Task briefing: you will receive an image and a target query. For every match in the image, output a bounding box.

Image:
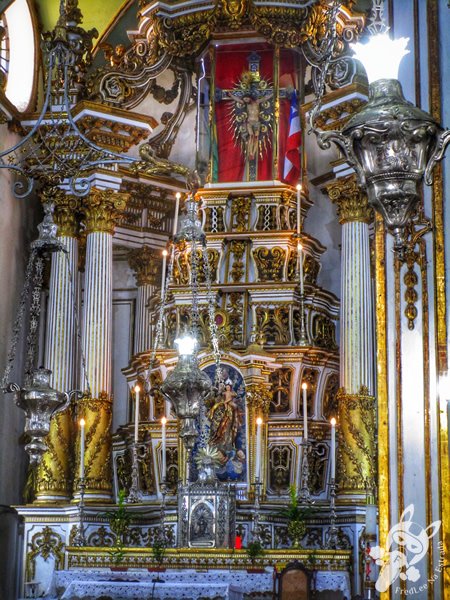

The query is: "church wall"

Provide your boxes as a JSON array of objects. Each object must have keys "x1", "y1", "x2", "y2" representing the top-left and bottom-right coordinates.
[
  {"x1": 169, "y1": 104, "x2": 197, "y2": 171},
  {"x1": 305, "y1": 187, "x2": 341, "y2": 302},
  {"x1": 112, "y1": 254, "x2": 137, "y2": 431},
  {"x1": 371, "y1": 2, "x2": 450, "y2": 597}
]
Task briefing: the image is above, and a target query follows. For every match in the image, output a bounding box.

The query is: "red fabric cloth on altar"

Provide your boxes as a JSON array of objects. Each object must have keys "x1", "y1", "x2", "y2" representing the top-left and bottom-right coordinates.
[{"x1": 215, "y1": 44, "x2": 274, "y2": 182}]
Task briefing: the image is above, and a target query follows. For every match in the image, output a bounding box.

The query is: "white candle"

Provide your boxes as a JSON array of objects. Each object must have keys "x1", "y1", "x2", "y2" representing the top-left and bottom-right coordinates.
[
  {"x1": 79, "y1": 419, "x2": 85, "y2": 480},
  {"x1": 161, "y1": 249, "x2": 168, "y2": 300},
  {"x1": 298, "y1": 243, "x2": 304, "y2": 296},
  {"x1": 255, "y1": 417, "x2": 263, "y2": 482},
  {"x1": 302, "y1": 382, "x2": 308, "y2": 441},
  {"x1": 330, "y1": 417, "x2": 336, "y2": 479},
  {"x1": 296, "y1": 183, "x2": 302, "y2": 235},
  {"x1": 134, "y1": 385, "x2": 140, "y2": 443},
  {"x1": 173, "y1": 193, "x2": 181, "y2": 236},
  {"x1": 161, "y1": 416, "x2": 167, "y2": 482}
]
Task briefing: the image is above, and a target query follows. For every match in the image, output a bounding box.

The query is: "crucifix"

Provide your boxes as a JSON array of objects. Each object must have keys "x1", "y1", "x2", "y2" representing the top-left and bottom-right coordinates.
[{"x1": 215, "y1": 52, "x2": 293, "y2": 182}]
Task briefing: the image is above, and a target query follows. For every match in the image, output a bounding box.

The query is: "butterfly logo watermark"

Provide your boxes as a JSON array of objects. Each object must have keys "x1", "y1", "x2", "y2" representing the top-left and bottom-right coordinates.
[{"x1": 369, "y1": 504, "x2": 442, "y2": 593}]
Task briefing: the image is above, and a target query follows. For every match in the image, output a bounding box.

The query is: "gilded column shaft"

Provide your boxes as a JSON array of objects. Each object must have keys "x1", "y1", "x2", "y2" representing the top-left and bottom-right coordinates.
[
  {"x1": 76, "y1": 189, "x2": 128, "y2": 501},
  {"x1": 36, "y1": 194, "x2": 79, "y2": 503},
  {"x1": 336, "y1": 387, "x2": 376, "y2": 494}
]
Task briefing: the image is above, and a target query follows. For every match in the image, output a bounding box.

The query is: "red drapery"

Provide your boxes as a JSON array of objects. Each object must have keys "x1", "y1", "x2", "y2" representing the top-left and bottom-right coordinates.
[
  {"x1": 215, "y1": 44, "x2": 273, "y2": 182},
  {"x1": 214, "y1": 45, "x2": 298, "y2": 183}
]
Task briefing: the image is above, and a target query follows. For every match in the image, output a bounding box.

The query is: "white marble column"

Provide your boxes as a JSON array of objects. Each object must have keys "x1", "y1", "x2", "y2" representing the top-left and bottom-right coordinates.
[
  {"x1": 341, "y1": 220, "x2": 374, "y2": 395},
  {"x1": 127, "y1": 245, "x2": 158, "y2": 355},
  {"x1": 77, "y1": 189, "x2": 128, "y2": 501},
  {"x1": 82, "y1": 230, "x2": 114, "y2": 397},
  {"x1": 36, "y1": 195, "x2": 79, "y2": 503},
  {"x1": 45, "y1": 236, "x2": 79, "y2": 391},
  {"x1": 327, "y1": 175, "x2": 376, "y2": 496}
]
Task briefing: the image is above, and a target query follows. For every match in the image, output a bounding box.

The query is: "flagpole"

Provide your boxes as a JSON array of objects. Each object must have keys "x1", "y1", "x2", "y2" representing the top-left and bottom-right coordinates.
[{"x1": 282, "y1": 89, "x2": 301, "y2": 186}]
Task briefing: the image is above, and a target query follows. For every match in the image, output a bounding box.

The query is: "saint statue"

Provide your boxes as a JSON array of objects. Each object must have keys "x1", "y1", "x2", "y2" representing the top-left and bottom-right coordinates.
[{"x1": 208, "y1": 382, "x2": 241, "y2": 455}]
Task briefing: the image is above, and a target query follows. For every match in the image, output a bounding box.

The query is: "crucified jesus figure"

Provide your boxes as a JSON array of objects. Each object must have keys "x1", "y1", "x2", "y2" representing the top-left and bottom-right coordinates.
[{"x1": 230, "y1": 90, "x2": 273, "y2": 161}]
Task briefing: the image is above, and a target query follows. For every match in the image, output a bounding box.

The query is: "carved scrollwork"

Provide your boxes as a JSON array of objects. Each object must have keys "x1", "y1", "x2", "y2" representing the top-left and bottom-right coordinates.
[
  {"x1": 224, "y1": 292, "x2": 245, "y2": 346},
  {"x1": 308, "y1": 441, "x2": 329, "y2": 495},
  {"x1": 269, "y1": 368, "x2": 292, "y2": 413},
  {"x1": 87, "y1": 526, "x2": 115, "y2": 547},
  {"x1": 255, "y1": 306, "x2": 290, "y2": 345},
  {"x1": 26, "y1": 527, "x2": 64, "y2": 581},
  {"x1": 253, "y1": 247, "x2": 286, "y2": 282},
  {"x1": 229, "y1": 194, "x2": 253, "y2": 232},
  {"x1": 246, "y1": 382, "x2": 272, "y2": 417},
  {"x1": 229, "y1": 240, "x2": 247, "y2": 283},
  {"x1": 322, "y1": 373, "x2": 339, "y2": 420},
  {"x1": 304, "y1": 255, "x2": 320, "y2": 285},
  {"x1": 89, "y1": 42, "x2": 172, "y2": 108},
  {"x1": 268, "y1": 444, "x2": 293, "y2": 493},
  {"x1": 166, "y1": 447, "x2": 179, "y2": 494},
  {"x1": 300, "y1": 368, "x2": 319, "y2": 416},
  {"x1": 312, "y1": 313, "x2": 337, "y2": 351}
]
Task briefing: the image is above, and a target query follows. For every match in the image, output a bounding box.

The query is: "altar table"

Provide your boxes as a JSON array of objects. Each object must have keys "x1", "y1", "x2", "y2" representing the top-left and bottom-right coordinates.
[
  {"x1": 60, "y1": 579, "x2": 243, "y2": 599},
  {"x1": 47, "y1": 568, "x2": 350, "y2": 600}
]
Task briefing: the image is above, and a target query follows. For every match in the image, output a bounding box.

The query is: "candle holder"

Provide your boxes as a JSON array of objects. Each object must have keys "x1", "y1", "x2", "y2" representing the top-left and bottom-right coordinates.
[
  {"x1": 296, "y1": 237, "x2": 308, "y2": 348},
  {"x1": 73, "y1": 478, "x2": 86, "y2": 546},
  {"x1": 251, "y1": 478, "x2": 263, "y2": 542},
  {"x1": 299, "y1": 440, "x2": 312, "y2": 503},
  {"x1": 127, "y1": 442, "x2": 141, "y2": 503},
  {"x1": 325, "y1": 478, "x2": 341, "y2": 549},
  {"x1": 159, "y1": 479, "x2": 168, "y2": 545},
  {"x1": 298, "y1": 292, "x2": 308, "y2": 347}
]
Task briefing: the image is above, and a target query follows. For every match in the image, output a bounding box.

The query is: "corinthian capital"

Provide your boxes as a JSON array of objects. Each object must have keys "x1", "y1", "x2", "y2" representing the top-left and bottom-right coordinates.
[
  {"x1": 128, "y1": 245, "x2": 160, "y2": 286},
  {"x1": 82, "y1": 188, "x2": 129, "y2": 235},
  {"x1": 326, "y1": 175, "x2": 373, "y2": 225},
  {"x1": 246, "y1": 382, "x2": 272, "y2": 417},
  {"x1": 53, "y1": 193, "x2": 80, "y2": 238}
]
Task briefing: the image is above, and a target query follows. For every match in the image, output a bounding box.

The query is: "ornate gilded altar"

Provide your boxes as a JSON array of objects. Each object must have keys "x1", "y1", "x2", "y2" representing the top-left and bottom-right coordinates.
[{"x1": 11, "y1": 1, "x2": 378, "y2": 599}]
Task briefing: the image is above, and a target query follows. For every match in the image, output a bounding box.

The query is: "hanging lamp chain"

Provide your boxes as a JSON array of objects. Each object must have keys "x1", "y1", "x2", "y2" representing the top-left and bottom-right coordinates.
[
  {"x1": 1, "y1": 249, "x2": 37, "y2": 390},
  {"x1": 309, "y1": 0, "x2": 343, "y2": 133}
]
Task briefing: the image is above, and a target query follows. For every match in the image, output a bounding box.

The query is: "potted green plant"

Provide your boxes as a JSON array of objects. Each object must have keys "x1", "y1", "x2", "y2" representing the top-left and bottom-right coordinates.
[
  {"x1": 149, "y1": 534, "x2": 167, "y2": 572},
  {"x1": 103, "y1": 489, "x2": 132, "y2": 571},
  {"x1": 246, "y1": 539, "x2": 265, "y2": 573},
  {"x1": 278, "y1": 485, "x2": 313, "y2": 549}
]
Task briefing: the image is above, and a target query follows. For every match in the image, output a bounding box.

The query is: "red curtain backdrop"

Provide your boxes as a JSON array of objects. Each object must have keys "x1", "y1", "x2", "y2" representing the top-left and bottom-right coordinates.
[{"x1": 215, "y1": 44, "x2": 274, "y2": 182}]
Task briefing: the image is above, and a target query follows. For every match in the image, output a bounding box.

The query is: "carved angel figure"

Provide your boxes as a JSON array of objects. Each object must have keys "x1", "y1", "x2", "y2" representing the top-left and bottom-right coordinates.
[{"x1": 134, "y1": 143, "x2": 201, "y2": 192}]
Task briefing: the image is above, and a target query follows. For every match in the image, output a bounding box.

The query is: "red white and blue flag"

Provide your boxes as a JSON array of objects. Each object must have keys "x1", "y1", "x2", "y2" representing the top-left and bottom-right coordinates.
[{"x1": 282, "y1": 90, "x2": 301, "y2": 186}]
